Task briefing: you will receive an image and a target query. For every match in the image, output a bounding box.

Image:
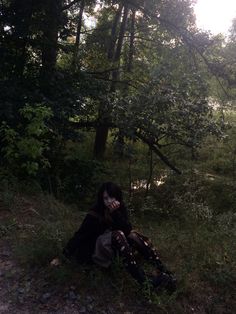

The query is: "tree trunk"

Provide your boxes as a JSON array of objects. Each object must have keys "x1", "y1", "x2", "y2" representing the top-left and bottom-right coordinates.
[
  {"x1": 145, "y1": 148, "x2": 153, "y2": 197},
  {"x1": 111, "y1": 4, "x2": 129, "y2": 89},
  {"x1": 10, "y1": 0, "x2": 34, "y2": 77},
  {"x1": 41, "y1": 0, "x2": 61, "y2": 83},
  {"x1": 115, "y1": 6, "x2": 134, "y2": 156},
  {"x1": 93, "y1": 4, "x2": 125, "y2": 159},
  {"x1": 72, "y1": 0, "x2": 85, "y2": 70},
  {"x1": 93, "y1": 124, "x2": 109, "y2": 159},
  {"x1": 107, "y1": 4, "x2": 123, "y2": 61},
  {"x1": 127, "y1": 9, "x2": 135, "y2": 73}
]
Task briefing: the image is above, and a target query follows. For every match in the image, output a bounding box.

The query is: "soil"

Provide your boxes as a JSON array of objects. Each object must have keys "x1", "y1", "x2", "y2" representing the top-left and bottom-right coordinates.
[
  {"x1": 1, "y1": 197, "x2": 235, "y2": 314},
  {"x1": 0, "y1": 206, "x2": 158, "y2": 314}
]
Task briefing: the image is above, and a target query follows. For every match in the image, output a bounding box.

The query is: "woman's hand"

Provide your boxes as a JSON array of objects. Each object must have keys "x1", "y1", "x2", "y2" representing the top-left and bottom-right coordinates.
[
  {"x1": 50, "y1": 257, "x2": 61, "y2": 267},
  {"x1": 108, "y1": 200, "x2": 120, "y2": 212}
]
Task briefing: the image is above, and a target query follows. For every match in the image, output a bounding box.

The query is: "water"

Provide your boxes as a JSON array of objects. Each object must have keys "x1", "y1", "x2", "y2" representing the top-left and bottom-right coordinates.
[{"x1": 131, "y1": 175, "x2": 167, "y2": 190}]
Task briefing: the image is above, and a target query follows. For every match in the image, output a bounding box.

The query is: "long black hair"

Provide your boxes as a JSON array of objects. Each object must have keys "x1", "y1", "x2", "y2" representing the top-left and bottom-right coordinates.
[{"x1": 92, "y1": 182, "x2": 125, "y2": 216}]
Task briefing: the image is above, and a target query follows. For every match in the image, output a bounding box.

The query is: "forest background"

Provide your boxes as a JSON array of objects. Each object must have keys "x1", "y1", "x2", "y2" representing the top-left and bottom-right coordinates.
[{"x1": 0, "y1": 0, "x2": 236, "y2": 313}]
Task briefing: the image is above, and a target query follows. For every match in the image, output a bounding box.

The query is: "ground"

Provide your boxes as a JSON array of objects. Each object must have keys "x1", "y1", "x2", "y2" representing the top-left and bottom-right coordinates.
[
  {"x1": 0, "y1": 227, "x2": 156, "y2": 314},
  {"x1": 0, "y1": 200, "x2": 162, "y2": 314},
  {"x1": 0, "y1": 193, "x2": 235, "y2": 314}
]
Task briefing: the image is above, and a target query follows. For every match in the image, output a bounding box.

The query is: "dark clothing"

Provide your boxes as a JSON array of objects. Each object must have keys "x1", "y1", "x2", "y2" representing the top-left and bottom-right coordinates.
[
  {"x1": 112, "y1": 230, "x2": 146, "y2": 284},
  {"x1": 111, "y1": 230, "x2": 176, "y2": 291},
  {"x1": 63, "y1": 207, "x2": 176, "y2": 292},
  {"x1": 63, "y1": 206, "x2": 132, "y2": 263}
]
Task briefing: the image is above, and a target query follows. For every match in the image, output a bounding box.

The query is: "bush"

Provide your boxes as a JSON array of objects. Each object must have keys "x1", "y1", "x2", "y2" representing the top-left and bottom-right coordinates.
[{"x1": 0, "y1": 104, "x2": 52, "y2": 177}]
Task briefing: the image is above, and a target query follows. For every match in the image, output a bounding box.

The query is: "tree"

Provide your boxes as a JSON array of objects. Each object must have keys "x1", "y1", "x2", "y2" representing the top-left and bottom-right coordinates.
[{"x1": 0, "y1": 0, "x2": 224, "y2": 175}]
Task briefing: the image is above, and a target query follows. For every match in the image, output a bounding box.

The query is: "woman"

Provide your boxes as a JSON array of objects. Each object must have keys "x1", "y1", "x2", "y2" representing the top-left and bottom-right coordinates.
[{"x1": 51, "y1": 182, "x2": 176, "y2": 292}]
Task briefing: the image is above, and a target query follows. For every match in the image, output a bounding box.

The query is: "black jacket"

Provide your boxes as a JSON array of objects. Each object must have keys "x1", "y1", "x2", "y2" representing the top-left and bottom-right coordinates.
[{"x1": 63, "y1": 206, "x2": 132, "y2": 263}]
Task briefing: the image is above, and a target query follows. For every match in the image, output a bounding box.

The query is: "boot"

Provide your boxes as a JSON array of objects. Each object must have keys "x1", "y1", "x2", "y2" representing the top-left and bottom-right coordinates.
[
  {"x1": 150, "y1": 272, "x2": 177, "y2": 294},
  {"x1": 126, "y1": 263, "x2": 146, "y2": 285}
]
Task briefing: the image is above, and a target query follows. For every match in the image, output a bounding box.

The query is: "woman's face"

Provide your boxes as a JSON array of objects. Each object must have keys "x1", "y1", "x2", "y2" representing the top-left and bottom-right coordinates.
[{"x1": 103, "y1": 190, "x2": 116, "y2": 208}]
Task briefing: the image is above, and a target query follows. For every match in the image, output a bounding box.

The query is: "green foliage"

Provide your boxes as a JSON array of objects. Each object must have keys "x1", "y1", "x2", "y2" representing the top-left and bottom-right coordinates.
[
  {"x1": 0, "y1": 168, "x2": 19, "y2": 210},
  {"x1": 57, "y1": 157, "x2": 107, "y2": 202},
  {"x1": 1, "y1": 2, "x2": 236, "y2": 310},
  {"x1": 13, "y1": 197, "x2": 78, "y2": 266},
  {"x1": 0, "y1": 104, "x2": 52, "y2": 176},
  {"x1": 0, "y1": 0, "x2": 225, "y2": 170},
  {"x1": 38, "y1": 136, "x2": 109, "y2": 202}
]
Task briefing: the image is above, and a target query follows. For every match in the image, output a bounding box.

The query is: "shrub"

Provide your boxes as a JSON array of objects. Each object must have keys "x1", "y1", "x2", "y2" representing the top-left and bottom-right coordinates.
[{"x1": 0, "y1": 104, "x2": 52, "y2": 177}]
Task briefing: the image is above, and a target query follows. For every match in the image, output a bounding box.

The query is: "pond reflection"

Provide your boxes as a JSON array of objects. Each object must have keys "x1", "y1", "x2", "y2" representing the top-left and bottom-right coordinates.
[{"x1": 131, "y1": 175, "x2": 167, "y2": 190}]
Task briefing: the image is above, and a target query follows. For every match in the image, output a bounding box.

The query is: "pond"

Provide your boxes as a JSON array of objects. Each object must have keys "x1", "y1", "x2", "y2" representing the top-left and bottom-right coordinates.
[{"x1": 131, "y1": 175, "x2": 167, "y2": 190}]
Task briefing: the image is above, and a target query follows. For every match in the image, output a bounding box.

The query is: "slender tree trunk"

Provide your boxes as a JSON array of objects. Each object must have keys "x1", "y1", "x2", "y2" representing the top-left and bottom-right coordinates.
[
  {"x1": 107, "y1": 4, "x2": 123, "y2": 61},
  {"x1": 93, "y1": 124, "x2": 110, "y2": 159},
  {"x1": 128, "y1": 157, "x2": 132, "y2": 198},
  {"x1": 116, "y1": 7, "x2": 135, "y2": 156},
  {"x1": 11, "y1": 0, "x2": 34, "y2": 77},
  {"x1": 72, "y1": 0, "x2": 85, "y2": 69},
  {"x1": 145, "y1": 148, "x2": 153, "y2": 197},
  {"x1": 111, "y1": 4, "x2": 129, "y2": 89},
  {"x1": 127, "y1": 9, "x2": 135, "y2": 73},
  {"x1": 93, "y1": 4, "x2": 125, "y2": 158},
  {"x1": 41, "y1": 0, "x2": 61, "y2": 83}
]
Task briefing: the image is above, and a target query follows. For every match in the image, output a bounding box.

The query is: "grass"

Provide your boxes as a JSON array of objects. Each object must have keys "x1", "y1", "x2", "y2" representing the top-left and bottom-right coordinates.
[
  {"x1": 1, "y1": 114, "x2": 236, "y2": 312},
  {"x1": 1, "y1": 183, "x2": 235, "y2": 313}
]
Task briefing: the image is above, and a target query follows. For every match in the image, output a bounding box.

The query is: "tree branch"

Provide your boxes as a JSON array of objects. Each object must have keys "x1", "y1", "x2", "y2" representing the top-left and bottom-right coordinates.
[
  {"x1": 69, "y1": 120, "x2": 97, "y2": 129},
  {"x1": 135, "y1": 131, "x2": 182, "y2": 174},
  {"x1": 126, "y1": 0, "x2": 231, "y2": 99},
  {"x1": 70, "y1": 120, "x2": 181, "y2": 173},
  {"x1": 89, "y1": 76, "x2": 139, "y2": 89},
  {"x1": 85, "y1": 68, "x2": 119, "y2": 75}
]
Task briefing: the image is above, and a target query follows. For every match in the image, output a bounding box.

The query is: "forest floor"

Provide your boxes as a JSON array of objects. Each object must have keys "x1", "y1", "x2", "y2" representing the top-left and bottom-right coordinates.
[
  {"x1": 0, "y1": 196, "x2": 170, "y2": 314},
  {"x1": 0, "y1": 207, "x2": 153, "y2": 314},
  {"x1": 0, "y1": 193, "x2": 235, "y2": 314},
  {"x1": 0, "y1": 235, "x2": 150, "y2": 314},
  {"x1": 0, "y1": 237, "x2": 139, "y2": 314}
]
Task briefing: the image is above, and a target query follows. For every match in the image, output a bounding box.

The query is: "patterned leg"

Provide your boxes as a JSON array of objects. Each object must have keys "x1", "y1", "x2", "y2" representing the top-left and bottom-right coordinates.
[
  {"x1": 127, "y1": 230, "x2": 177, "y2": 292},
  {"x1": 111, "y1": 230, "x2": 146, "y2": 285},
  {"x1": 127, "y1": 230, "x2": 170, "y2": 273}
]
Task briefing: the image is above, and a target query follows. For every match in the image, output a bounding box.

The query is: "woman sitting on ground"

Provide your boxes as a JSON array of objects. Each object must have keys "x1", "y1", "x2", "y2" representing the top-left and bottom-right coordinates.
[{"x1": 51, "y1": 182, "x2": 176, "y2": 292}]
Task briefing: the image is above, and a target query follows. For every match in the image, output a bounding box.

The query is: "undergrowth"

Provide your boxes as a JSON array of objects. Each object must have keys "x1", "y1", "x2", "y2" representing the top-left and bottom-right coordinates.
[
  {"x1": 0, "y1": 183, "x2": 235, "y2": 313},
  {"x1": 1, "y1": 123, "x2": 236, "y2": 312}
]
